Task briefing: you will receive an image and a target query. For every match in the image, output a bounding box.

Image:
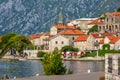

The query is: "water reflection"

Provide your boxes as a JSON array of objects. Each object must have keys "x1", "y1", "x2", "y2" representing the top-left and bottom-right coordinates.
[
  {"x1": 64, "y1": 61, "x2": 105, "y2": 73},
  {"x1": 0, "y1": 60, "x2": 44, "y2": 78},
  {"x1": 0, "y1": 60, "x2": 104, "y2": 78}
]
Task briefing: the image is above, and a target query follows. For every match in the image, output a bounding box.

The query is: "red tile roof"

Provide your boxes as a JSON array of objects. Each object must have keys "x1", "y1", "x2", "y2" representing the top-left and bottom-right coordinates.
[
  {"x1": 99, "y1": 36, "x2": 120, "y2": 44},
  {"x1": 66, "y1": 20, "x2": 72, "y2": 23},
  {"x1": 74, "y1": 35, "x2": 88, "y2": 42},
  {"x1": 111, "y1": 12, "x2": 120, "y2": 17},
  {"x1": 108, "y1": 36, "x2": 120, "y2": 44},
  {"x1": 91, "y1": 33, "x2": 100, "y2": 38},
  {"x1": 59, "y1": 29, "x2": 84, "y2": 35},
  {"x1": 53, "y1": 25, "x2": 76, "y2": 29},
  {"x1": 29, "y1": 33, "x2": 43, "y2": 40},
  {"x1": 88, "y1": 19, "x2": 104, "y2": 25}
]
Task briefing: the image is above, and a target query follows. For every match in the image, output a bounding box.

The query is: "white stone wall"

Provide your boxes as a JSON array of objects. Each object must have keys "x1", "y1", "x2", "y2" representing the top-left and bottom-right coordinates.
[
  {"x1": 86, "y1": 35, "x2": 95, "y2": 50},
  {"x1": 74, "y1": 41, "x2": 87, "y2": 51},
  {"x1": 49, "y1": 35, "x2": 69, "y2": 52},
  {"x1": 104, "y1": 37, "x2": 110, "y2": 44},
  {"x1": 23, "y1": 50, "x2": 38, "y2": 57},
  {"x1": 114, "y1": 39, "x2": 120, "y2": 50},
  {"x1": 50, "y1": 26, "x2": 57, "y2": 35},
  {"x1": 34, "y1": 38, "x2": 40, "y2": 46}
]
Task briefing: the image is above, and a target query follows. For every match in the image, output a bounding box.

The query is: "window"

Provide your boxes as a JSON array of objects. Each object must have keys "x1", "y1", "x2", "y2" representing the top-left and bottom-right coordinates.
[
  {"x1": 55, "y1": 41, "x2": 58, "y2": 44},
  {"x1": 112, "y1": 18, "x2": 114, "y2": 22},
  {"x1": 61, "y1": 41, "x2": 64, "y2": 44},
  {"x1": 108, "y1": 57, "x2": 112, "y2": 73},
  {"x1": 106, "y1": 18, "x2": 108, "y2": 22},
  {"x1": 72, "y1": 37, "x2": 74, "y2": 40}
]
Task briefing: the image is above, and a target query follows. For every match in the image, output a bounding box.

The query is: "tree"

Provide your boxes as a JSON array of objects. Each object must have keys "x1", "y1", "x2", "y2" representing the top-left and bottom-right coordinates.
[
  {"x1": 77, "y1": 27, "x2": 81, "y2": 30},
  {"x1": 99, "y1": 14, "x2": 106, "y2": 19},
  {"x1": 37, "y1": 51, "x2": 45, "y2": 57},
  {"x1": 42, "y1": 50, "x2": 66, "y2": 75},
  {"x1": 0, "y1": 32, "x2": 32, "y2": 57},
  {"x1": 102, "y1": 44, "x2": 110, "y2": 50},
  {"x1": 117, "y1": 7, "x2": 120, "y2": 12},
  {"x1": 87, "y1": 25, "x2": 98, "y2": 34},
  {"x1": 61, "y1": 45, "x2": 79, "y2": 52}
]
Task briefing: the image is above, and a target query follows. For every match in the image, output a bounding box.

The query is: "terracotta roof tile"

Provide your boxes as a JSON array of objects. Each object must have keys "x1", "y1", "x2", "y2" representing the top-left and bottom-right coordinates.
[
  {"x1": 74, "y1": 35, "x2": 88, "y2": 42},
  {"x1": 66, "y1": 20, "x2": 72, "y2": 23},
  {"x1": 88, "y1": 19, "x2": 104, "y2": 25},
  {"x1": 108, "y1": 36, "x2": 120, "y2": 44},
  {"x1": 59, "y1": 29, "x2": 84, "y2": 35},
  {"x1": 111, "y1": 12, "x2": 120, "y2": 17},
  {"x1": 99, "y1": 39, "x2": 104, "y2": 44},
  {"x1": 99, "y1": 36, "x2": 120, "y2": 44},
  {"x1": 91, "y1": 33, "x2": 100, "y2": 38},
  {"x1": 53, "y1": 25, "x2": 76, "y2": 29},
  {"x1": 29, "y1": 33, "x2": 43, "y2": 40}
]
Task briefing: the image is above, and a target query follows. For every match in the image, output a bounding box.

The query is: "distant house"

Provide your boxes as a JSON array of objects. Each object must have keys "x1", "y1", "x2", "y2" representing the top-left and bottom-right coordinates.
[
  {"x1": 50, "y1": 24, "x2": 76, "y2": 35},
  {"x1": 86, "y1": 33, "x2": 101, "y2": 50},
  {"x1": 29, "y1": 33, "x2": 43, "y2": 48},
  {"x1": 67, "y1": 18, "x2": 97, "y2": 34},
  {"x1": 49, "y1": 35, "x2": 69, "y2": 52},
  {"x1": 98, "y1": 12, "x2": 120, "y2": 33},
  {"x1": 59, "y1": 28, "x2": 84, "y2": 46},
  {"x1": 99, "y1": 36, "x2": 120, "y2": 50},
  {"x1": 74, "y1": 35, "x2": 88, "y2": 51}
]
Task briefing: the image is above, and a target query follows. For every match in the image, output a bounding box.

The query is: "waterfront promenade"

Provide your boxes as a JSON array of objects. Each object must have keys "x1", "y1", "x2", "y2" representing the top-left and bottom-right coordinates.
[
  {"x1": 2, "y1": 55, "x2": 105, "y2": 61},
  {"x1": 8, "y1": 72, "x2": 104, "y2": 80}
]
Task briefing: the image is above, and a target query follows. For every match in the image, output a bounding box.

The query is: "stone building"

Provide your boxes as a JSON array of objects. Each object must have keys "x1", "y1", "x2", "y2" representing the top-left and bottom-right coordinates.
[
  {"x1": 98, "y1": 12, "x2": 120, "y2": 33},
  {"x1": 105, "y1": 54, "x2": 120, "y2": 80},
  {"x1": 67, "y1": 18, "x2": 97, "y2": 34},
  {"x1": 74, "y1": 35, "x2": 88, "y2": 51},
  {"x1": 99, "y1": 36, "x2": 120, "y2": 50},
  {"x1": 49, "y1": 35, "x2": 69, "y2": 52}
]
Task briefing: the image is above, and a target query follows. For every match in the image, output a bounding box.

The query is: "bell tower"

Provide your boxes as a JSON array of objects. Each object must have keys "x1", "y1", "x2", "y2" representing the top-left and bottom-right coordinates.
[{"x1": 58, "y1": 11, "x2": 63, "y2": 25}]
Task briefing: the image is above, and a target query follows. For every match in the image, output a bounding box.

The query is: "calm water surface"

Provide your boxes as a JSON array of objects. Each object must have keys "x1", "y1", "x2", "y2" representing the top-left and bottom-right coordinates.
[{"x1": 0, "y1": 60, "x2": 104, "y2": 78}]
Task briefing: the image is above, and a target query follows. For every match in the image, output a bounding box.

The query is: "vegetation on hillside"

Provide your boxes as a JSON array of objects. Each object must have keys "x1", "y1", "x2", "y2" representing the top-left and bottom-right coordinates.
[
  {"x1": 99, "y1": 14, "x2": 107, "y2": 19},
  {"x1": 0, "y1": 32, "x2": 32, "y2": 58},
  {"x1": 87, "y1": 25, "x2": 98, "y2": 34},
  {"x1": 117, "y1": 7, "x2": 120, "y2": 12}
]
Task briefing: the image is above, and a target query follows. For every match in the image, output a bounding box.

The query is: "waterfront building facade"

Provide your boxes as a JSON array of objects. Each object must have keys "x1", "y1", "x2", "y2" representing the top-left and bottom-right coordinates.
[
  {"x1": 105, "y1": 54, "x2": 120, "y2": 80},
  {"x1": 49, "y1": 35, "x2": 69, "y2": 52}
]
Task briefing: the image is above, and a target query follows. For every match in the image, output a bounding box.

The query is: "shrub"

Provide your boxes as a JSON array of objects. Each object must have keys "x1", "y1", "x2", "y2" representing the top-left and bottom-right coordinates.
[
  {"x1": 37, "y1": 51, "x2": 45, "y2": 57},
  {"x1": 98, "y1": 49, "x2": 120, "y2": 56},
  {"x1": 102, "y1": 44, "x2": 110, "y2": 50},
  {"x1": 61, "y1": 46, "x2": 79, "y2": 52},
  {"x1": 42, "y1": 50, "x2": 66, "y2": 75},
  {"x1": 80, "y1": 52, "x2": 96, "y2": 57}
]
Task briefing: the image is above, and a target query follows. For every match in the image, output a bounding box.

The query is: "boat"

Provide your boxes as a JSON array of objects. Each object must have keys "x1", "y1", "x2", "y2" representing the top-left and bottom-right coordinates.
[{"x1": 18, "y1": 57, "x2": 27, "y2": 61}]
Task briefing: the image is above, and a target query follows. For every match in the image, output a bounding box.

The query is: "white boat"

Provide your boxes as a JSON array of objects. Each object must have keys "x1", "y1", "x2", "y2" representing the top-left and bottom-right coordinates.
[{"x1": 18, "y1": 57, "x2": 27, "y2": 61}]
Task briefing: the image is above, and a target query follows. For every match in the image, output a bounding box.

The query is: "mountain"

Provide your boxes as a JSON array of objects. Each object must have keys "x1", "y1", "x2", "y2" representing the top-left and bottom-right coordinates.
[{"x1": 0, "y1": 0, "x2": 120, "y2": 36}]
